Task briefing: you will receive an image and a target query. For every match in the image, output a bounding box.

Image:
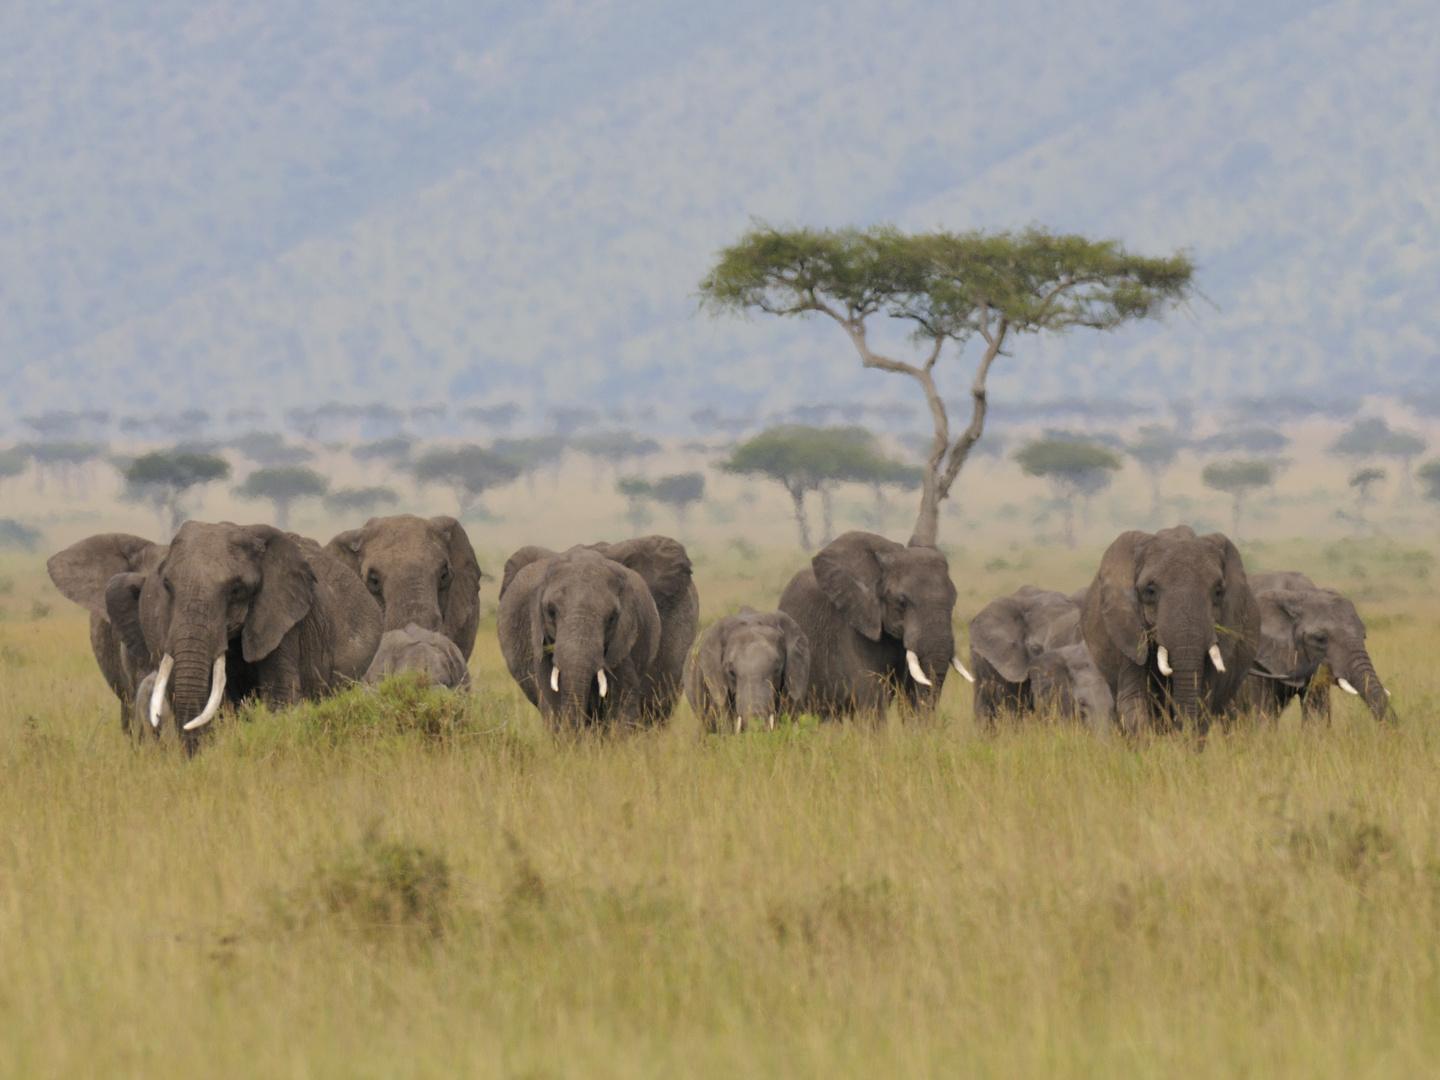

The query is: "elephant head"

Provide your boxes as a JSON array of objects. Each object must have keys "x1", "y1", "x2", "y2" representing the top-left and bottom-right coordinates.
[
  {"x1": 47, "y1": 533, "x2": 168, "y2": 723},
  {"x1": 1028, "y1": 644, "x2": 1116, "y2": 731},
  {"x1": 1250, "y1": 572, "x2": 1389, "y2": 720},
  {"x1": 326, "y1": 514, "x2": 482, "y2": 658},
  {"x1": 688, "y1": 608, "x2": 810, "y2": 732},
  {"x1": 812, "y1": 531, "x2": 959, "y2": 702},
  {"x1": 1083, "y1": 526, "x2": 1260, "y2": 732},
  {"x1": 527, "y1": 547, "x2": 662, "y2": 726},
  {"x1": 115, "y1": 521, "x2": 320, "y2": 746},
  {"x1": 364, "y1": 624, "x2": 471, "y2": 689}
]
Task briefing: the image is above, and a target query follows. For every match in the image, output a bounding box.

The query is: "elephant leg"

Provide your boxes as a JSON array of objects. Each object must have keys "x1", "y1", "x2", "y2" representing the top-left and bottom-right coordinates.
[{"x1": 1114, "y1": 662, "x2": 1152, "y2": 736}]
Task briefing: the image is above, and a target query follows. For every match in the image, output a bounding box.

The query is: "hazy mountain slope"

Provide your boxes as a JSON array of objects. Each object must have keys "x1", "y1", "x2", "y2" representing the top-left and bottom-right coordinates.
[{"x1": 7, "y1": 0, "x2": 1433, "y2": 423}]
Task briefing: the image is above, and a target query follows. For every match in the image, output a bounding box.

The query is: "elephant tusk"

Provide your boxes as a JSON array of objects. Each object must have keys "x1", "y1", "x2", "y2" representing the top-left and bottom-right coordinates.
[
  {"x1": 735, "y1": 714, "x2": 744, "y2": 734},
  {"x1": 768, "y1": 713, "x2": 776, "y2": 732},
  {"x1": 597, "y1": 669, "x2": 608, "y2": 699},
  {"x1": 952, "y1": 656, "x2": 975, "y2": 683},
  {"x1": 149, "y1": 654, "x2": 174, "y2": 729},
  {"x1": 182, "y1": 655, "x2": 227, "y2": 732},
  {"x1": 550, "y1": 666, "x2": 560, "y2": 693},
  {"x1": 1385, "y1": 688, "x2": 1392, "y2": 697},
  {"x1": 906, "y1": 650, "x2": 932, "y2": 687},
  {"x1": 1208, "y1": 644, "x2": 1226, "y2": 673},
  {"x1": 1156, "y1": 646, "x2": 1173, "y2": 676},
  {"x1": 1337, "y1": 678, "x2": 1360, "y2": 696}
]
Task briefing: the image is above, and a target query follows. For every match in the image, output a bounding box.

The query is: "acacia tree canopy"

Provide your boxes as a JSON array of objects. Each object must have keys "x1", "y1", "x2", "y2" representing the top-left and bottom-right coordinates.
[{"x1": 699, "y1": 224, "x2": 1194, "y2": 545}]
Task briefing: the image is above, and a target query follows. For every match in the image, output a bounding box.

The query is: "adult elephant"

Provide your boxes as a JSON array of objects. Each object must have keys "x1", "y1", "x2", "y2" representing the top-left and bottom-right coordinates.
[
  {"x1": 968, "y1": 586, "x2": 1112, "y2": 729},
  {"x1": 1239, "y1": 571, "x2": 1391, "y2": 722},
  {"x1": 47, "y1": 532, "x2": 167, "y2": 734},
  {"x1": 325, "y1": 514, "x2": 482, "y2": 687},
  {"x1": 106, "y1": 521, "x2": 383, "y2": 751},
  {"x1": 778, "y1": 531, "x2": 963, "y2": 721},
  {"x1": 1081, "y1": 526, "x2": 1260, "y2": 735},
  {"x1": 684, "y1": 608, "x2": 810, "y2": 733},
  {"x1": 497, "y1": 536, "x2": 698, "y2": 729}
]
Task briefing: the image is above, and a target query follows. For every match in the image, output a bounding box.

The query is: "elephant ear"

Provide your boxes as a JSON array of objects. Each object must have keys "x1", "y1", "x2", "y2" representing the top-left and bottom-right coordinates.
[
  {"x1": 812, "y1": 531, "x2": 903, "y2": 641},
  {"x1": 501, "y1": 546, "x2": 555, "y2": 601},
  {"x1": 241, "y1": 525, "x2": 316, "y2": 662},
  {"x1": 968, "y1": 596, "x2": 1032, "y2": 683},
  {"x1": 323, "y1": 526, "x2": 369, "y2": 577},
  {"x1": 1095, "y1": 531, "x2": 1151, "y2": 667},
  {"x1": 608, "y1": 565, "x2": 662, "y2": 671},
  {"x1": 1203, "y1": 532, "x2": 1261, "y2": 667},
  {"x1": 431, "y1": 516, "x2": 482, "y2": 656},
  {"x1": 48, "y1": 533, "x2": 163, "y2": 615},
  {"x1": 775, "y1": 611, "x2": 811, "y2": 703},
  {"x1": 695, "y1": 619, "x2": 731, "y2": 709},
  {"x1": 104, "y1": 572, "x2": 151, "y2": 662},
  {"x1": 1254, "y1": 589, "x2": 1306, "y2": 677},
  {"x1": 596, "y1": 536, "x2": 694, "y2": 620}
]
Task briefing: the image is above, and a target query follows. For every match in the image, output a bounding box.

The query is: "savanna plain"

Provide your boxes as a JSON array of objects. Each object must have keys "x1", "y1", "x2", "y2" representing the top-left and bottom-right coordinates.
[{"x1": 3, "y1": 536, "x2": 1440, "y2": 1079}]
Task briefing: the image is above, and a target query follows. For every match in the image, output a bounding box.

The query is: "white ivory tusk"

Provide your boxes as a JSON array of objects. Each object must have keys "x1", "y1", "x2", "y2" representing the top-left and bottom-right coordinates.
[
  {"x1": 1337, "y1": 678, "x2": 1360, "y2": 696},
  {"x1": 906, "y1": 650, "x2": 932, "y2": 687},
  {"x1": 550, "y1": 666, "x2": 560, "y2": 693},
  {"x1": 149, "y1": 654, "x2": 174, "y2": 729},
  {"x1": 1385, "y1": 688, "x2": 1392, "y2": 697},
  {"x1": 1208, "y1": 644, "x2": 1226, "y2": 673},
  {"x1": 182, "y1": 655, "x2": 227, "y2": 732},
  {"x1": 597, "y1": 669, "x2": 608, "y2": 698},
  {"x1": 1156, "y1": 646, "x2": 1173, "y2": 676},
  {"x1": 768, "y1": 714, "x2": 776, "y2": 732},
  {"x1": 735, "y1": 714, "x2": 744, "y2": 734},
  {"x1": 952, "y1": 656, "x2": 975, "y2": 683}
]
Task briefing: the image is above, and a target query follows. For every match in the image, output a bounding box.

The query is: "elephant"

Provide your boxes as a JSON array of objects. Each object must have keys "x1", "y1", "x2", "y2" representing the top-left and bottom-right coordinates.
[
  {"x1": 364, "y1": 624, "x2": 471, "y2": 688},
  {"x1": 1081, "y1": 525, "x2": 1260, "y2": 735},
  {"x1": 47, "y1": 532, "x2": 168, "y2": 734},
  {"x1": 1238, "y1": 571, "x2": 1391, "y2": 722},
  {"x1": 778, "y1": 531, "x2": 964, "y2": 721},
  {"x1": 683, "y1": 607, "x2": 811, "y2": 733},
  {"x1": 325, "y1": 514, "x2": 481, "y2": 687},
  {"x1": 497, "y1": 535, "x2": 699, "y2": 729},
  {"x1": 104, "y1": 521, "x2": 384, "y2": 750},
  {"x1": 968, "y1": 586, "x2": 1114, "y2": 729}
]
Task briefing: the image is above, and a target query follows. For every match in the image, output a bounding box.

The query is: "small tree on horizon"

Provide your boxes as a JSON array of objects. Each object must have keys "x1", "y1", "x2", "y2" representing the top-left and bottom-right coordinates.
[
  {"x1": 1348, "y1": 467, "x2": 1386, "y2": 532},
  {"x1": 1330, "y1": 418, "x2": 1427, "y2": 497},
  {"x1": 413, "y1": 445, "x2": 520, "y2": 518},
  {"x1": 651, "y1": 472, "x2": 706, "y2": 532},
  {"x1": 235, "y1": 466, "x2": 329, "y2": 529},
  {"x1": 616, "y1": 476, "x2": 654, "y2": 536},
  {"x1": 1014, "y1": 438, "x2": 1122, "y2": 547},
  {"x1": 699, "y1": 224, "x2": 1194, "y2": 545},
  {"x1": 1126, "y1": 425, "x2": 1188, "y2": 522},
  {"x1": 323, "y1": 486, "x2": 400, "y2": 520},
  {"x1": 123, "y1": 450, "x2": 231, "y2": 537},
  {"x1": 1202, "y1": 459, "x2": 1274, "y2": 538}
]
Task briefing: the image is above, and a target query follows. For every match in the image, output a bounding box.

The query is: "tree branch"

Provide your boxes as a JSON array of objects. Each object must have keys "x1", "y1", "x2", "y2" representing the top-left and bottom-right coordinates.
[{"x1": 936, "y1": 315, "x2": 1008, "y2": 502}]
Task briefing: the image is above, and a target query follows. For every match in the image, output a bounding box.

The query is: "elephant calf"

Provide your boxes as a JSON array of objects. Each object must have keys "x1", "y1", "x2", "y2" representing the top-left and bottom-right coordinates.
[
  {"x1": 364, "y1": 624, "x2": 471, "y2": 689},
  {"x1": 968, "y1": 586, "x2": 1113, "y2": 730},
  {"x1": 684, "y1": 608, "x2": 810, "y2": 733},
  {"x1": 1239, "y1": 571, "x2": 1391, "y2": 722}
]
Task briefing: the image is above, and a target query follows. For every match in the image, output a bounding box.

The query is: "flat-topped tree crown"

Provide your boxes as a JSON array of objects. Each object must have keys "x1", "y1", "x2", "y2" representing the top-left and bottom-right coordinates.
[{"x1": 699, "y1": 224, "x2": 1194, "y2": 545}]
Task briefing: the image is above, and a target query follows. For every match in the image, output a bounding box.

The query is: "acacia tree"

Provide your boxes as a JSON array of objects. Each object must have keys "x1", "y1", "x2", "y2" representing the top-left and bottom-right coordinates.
[
  {"x1": 1348, "y1": 467, "x2": 1385, "y2": 531},
  {"x1": 616, "y1": 476, "x2": 654, "y2": 536},
  {"x1": 1329, "y1": 418, "x2": 1427, "y2": 498},
  {"x1": 413, "y1": 445, "x2": 520, "y2": 518},
  {"x1": 235, "y1": 466, "x2": 329, "y2": 529},
  {"x1": 1014, "y1": 438, "x2": 1122, "y2": 547},
  {"x1": 1202, "y1": 459, "x2": 1274, "y2": 539},
  {"x1": 323, "y1": 486, "x2": 400, "y2": 520},
  {"x1": 652, "y1": 472, "x2": 706, "y2": 531},
  {"x1": 1126, "y1": 425, "x2": 1188, "y2": 522},
  {"x1": 123, "y1": 450, "x2": 231, "y2": 537},
  {"x1": 699, "y1": 225, "x2": 1194, "y2": 545}
]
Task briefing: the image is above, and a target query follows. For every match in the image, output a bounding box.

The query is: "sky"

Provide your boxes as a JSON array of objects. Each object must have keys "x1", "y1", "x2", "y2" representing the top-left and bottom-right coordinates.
[{"x1": 1, "y1": 0, "x2": 1436, "y2": 431}]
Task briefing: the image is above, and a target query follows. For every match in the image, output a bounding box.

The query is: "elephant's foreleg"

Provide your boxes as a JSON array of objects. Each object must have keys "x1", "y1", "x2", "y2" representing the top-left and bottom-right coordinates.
[{"x1": 1114, "y1": 662, "x2": 1152, "y2": 736}]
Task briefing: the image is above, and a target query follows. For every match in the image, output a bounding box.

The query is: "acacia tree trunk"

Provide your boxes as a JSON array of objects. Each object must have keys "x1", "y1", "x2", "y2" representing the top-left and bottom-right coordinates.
[
  {"x1": 819, "y1": 485, "x2": 836, "y2": 547},
  {"x1": 787, "y1": 485, "x2": 813, "y2": 550}
]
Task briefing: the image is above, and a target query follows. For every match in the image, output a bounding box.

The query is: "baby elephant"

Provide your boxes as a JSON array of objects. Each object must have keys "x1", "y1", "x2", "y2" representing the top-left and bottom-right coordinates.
[
  {"x1": 364, "y1": 624, "x2": 471, "y2": 689},
  {"x1": 684, "y1": 608, "x2": 811, "y2": 733}
]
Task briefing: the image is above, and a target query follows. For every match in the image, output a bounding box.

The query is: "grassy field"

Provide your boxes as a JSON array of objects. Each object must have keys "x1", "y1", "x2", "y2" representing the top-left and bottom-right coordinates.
[{"x1": 2, "y1": 537, "x2": 1440, "y2": 1079}]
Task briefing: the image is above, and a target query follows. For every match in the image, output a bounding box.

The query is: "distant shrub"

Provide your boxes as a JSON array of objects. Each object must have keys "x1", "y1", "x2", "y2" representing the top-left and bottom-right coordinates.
[{"x1": 276, "y1": 834, "x2": 452, "y2": 939}]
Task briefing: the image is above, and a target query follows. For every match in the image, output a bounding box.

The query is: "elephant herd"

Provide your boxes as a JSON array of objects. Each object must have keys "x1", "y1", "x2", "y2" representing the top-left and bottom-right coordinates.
[{"x1": 47, "y1": 517, "x2": 1391, "y2": 751}]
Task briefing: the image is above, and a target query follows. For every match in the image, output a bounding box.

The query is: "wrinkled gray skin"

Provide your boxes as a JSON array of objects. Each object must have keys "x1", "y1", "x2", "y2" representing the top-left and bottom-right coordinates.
[
  {"x1": 779, "y1": 532, "x2": 957, "y2": 721},
  {"x1": 497, "y1": 536, "x2": 698, "y2": 729},
  {"x1": 105, "y1": 521, "x2": 383, "y2": 752},
  {"x1": 968, "y1": 586, "x2": 1114, "y2": 730},
  {"x1": 325, "y1": 514, "x2": 482, "y2": 672},
  {"x1": 47, "y1": 533, "x2": 168, "y2": 735},
  {"x1": 1238, "y1": 571, "x2": 1390, "y2": 722},
  {"x1": 364, "y1": 624, "x2": 472, "y2": 688},
  {"x1": 1082, "y1": 526, "x2": 1261, "y2": 736},
  {"x1": 684, "y1": 608, "x2": 811, "y2": 733}
]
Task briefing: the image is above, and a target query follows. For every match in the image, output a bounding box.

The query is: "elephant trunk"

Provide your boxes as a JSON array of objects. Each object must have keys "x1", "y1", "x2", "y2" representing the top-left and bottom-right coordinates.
[
  {"x1": 550, "y1": 613, "x2": 607, "y2": 724},
  {"x1": 383, "y1": 567, "x2": 444, "y2": 634},
  {"x1": 1165, "y1": 644, "x2": 1206, "y2": 722},
  {"x1": 732, "y1": 675, "x2": 776, "y2": 733},
  {"x1": 903, "y1": 616, "x2": 955, "y2": 704},
  {"x1": 170, "y1": 638, "x2": 219, "y2": 735},
  {"x1": 1335, "y1": 649, "x2": 1389, "y2": 720}
]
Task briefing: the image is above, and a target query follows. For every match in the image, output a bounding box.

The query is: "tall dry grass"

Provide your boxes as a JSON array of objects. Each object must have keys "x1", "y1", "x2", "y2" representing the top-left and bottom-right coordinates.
[{"x1": 1, "y1": 538, "x2": 1438, "y2": 1078}]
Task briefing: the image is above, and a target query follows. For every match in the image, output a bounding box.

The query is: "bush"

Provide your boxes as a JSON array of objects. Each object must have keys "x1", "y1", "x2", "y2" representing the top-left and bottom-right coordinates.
[{"x1": 277, "y1": 834, "x2": 453, "y2": 939}]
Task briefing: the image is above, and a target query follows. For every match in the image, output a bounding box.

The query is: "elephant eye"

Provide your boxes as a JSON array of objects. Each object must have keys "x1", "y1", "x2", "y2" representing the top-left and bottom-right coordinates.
[
  {"x1": 1212, "y1": 584, "x2": 1224, "y2": 603},
  {"x1": 438, "y1": 565, "x2": 452, "y2": 587},
  {"x1": 163, "y1": 577, "x2": 174, "y2": 596},
  {"x1": 894, "y1": 594, "x2": 908, "y2": 610},
  {"x1": 1141, "y1": 583, "x2": 1158, "y2": 603},
  {"x1": 228, "y1": 581, "x2": 247, "y2": 603},
  {"x1": 366, "y1": 570, "x2": 382, "y2": 593}
]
